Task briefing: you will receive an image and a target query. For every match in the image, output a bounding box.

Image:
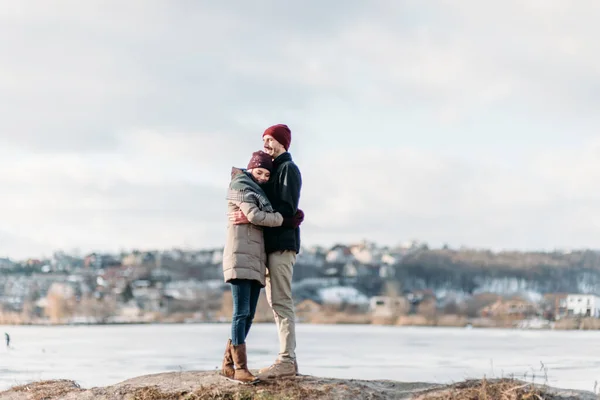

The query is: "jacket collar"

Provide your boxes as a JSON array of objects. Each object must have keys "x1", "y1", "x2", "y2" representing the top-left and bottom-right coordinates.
[{"x1": 273, "y1": 152, "x2": 292, "y2": 169}]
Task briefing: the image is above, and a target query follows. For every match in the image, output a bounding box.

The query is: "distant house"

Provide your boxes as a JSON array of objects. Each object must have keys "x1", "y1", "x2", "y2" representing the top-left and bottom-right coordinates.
[
  {"x1": 378, "y1": 264, "x2": 395, "y2": 278},
  {"x1": 292, "y1": 277, "x2": 339, "y2": 303},
  {"x1": 322, "y1": 262, "x2": 344, "y2": 278},
  {"x1": 565, "y1": 294, "x2": 600, "y2": 318},
  {"x1": 131, "y1": 280, "x2": 163, "y2": 312},
  {"x1": 296, "y1": 248, "x2": 325, "y2": 268},
  {"x1": 0, "y1": 258, "x2": 14, "y2": 269},
  {"x1": 325, "y1": 245, "x2": 354, "y2": 264},
  {"x1": 480, "y1": 299, "x2": 539, "y2": 319},
  {"x1": 318, "y1": 286, "x2": 369, "y2": 310},
  {"x1": 542, "y1": 293, "x2": 568, "y2": 319},
  {"x1": 349, "y1": 240, "x2": 381, "y2": 265},
  {"x1": 191, "y1": 250, "x2": 214, "y2": 264}
]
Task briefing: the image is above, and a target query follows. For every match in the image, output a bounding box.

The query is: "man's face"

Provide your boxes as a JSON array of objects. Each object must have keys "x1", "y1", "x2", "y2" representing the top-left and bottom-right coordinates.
[
  {"x1": 249, "y1": 167, "x2": 271, "y2": 184},
  {"x1": 263, "y1": 135, "x2": 285, "y2": 158}
]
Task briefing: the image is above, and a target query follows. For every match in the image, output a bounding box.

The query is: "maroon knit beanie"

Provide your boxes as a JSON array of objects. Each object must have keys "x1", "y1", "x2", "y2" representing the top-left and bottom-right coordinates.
[
  {"x1": 247, "y1": 150, "x2": 273, "y2": 171},
  {"x1": 263, "y1": 124, "x2": 291, "y2": 151}
]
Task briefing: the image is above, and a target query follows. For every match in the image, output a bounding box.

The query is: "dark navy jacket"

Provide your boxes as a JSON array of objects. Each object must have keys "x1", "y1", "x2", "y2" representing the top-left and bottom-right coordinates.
[{"x1": 264, "y1": 152, "x2": 302, "y2": 254}]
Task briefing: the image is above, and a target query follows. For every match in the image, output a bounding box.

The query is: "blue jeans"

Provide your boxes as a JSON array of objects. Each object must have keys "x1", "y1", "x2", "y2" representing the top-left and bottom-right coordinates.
[{"x1": 230, "y1": 279, "x2": 262, "y2": 346}]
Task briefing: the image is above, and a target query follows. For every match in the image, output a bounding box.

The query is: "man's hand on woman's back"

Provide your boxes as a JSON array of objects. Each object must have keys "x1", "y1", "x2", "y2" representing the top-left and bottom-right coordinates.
[{"x1": 282, "y1": 209, "x2": 304, "y2": 229}]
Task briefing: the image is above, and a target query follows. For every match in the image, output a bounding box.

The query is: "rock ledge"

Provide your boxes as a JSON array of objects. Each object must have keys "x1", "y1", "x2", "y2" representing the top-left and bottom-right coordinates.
[{"x1": 0, "y1": 371, "x2": 595, "y2": 399}]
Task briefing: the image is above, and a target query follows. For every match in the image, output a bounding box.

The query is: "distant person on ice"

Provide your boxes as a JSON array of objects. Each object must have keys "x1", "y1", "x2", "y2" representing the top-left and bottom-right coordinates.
[
  {"x1": 229, "y1": 124, "x2": 303, "y2": 379},
  {"x1": 221, "y1": 150, "x2": 303, "y2": 384},
  {"x1": 5, "y1": 332, "x2": 9, "y2": 348}
]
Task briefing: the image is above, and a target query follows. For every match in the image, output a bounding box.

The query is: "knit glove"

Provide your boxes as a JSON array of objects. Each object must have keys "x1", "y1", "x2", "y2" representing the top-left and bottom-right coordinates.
[{"x1": 282, "y1": 209, "x2": 305, "y2": 228}]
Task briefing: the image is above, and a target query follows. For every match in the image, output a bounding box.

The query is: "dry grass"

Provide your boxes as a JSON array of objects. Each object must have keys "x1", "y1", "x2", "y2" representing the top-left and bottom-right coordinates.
[
  {"x1": 435, "y1": 315, "x2": 469, "y2": 327},
  {"x1": 300, "y1": 312, "x2": 371, "y2": 325},
  {"x1": 469, "y1": 318, "x2": 502, "y2": 328},
  {"x1": 394, "y1": 314, "x2": 477, "y2": 327},
  {"x1": 0, "y1": 310, "x2": 32, "y2": 324},
  {"x1": 554, "y1": 317, "x2": 600, "y2": 330},
  {"x1": 415, "y1": 378, "x2": 560, "y2": 400},
  {"x1": 553, "y1": 318, "x2": 579, "y2": 330},
  {"x1": 370, "y1": 316, "x2": 398, "y2": 325},
  {"x1": 160, "y1": 312, "x2": 196, "y2": 324},
  {"x1": 131, "y1": 386, "x2": 187, "y2": 400},
  {"x1": 5, "y1": 376, "x2": 590, "y2": 400},
  {"x1": 10, "y1": 379, "x2": 84, "y2": 400},
  {"x1": 396, "y1": 314, "x2": 432, "y2": 326},
  {"x1": 579, "y1": 318, "x2": 600, "y2": 330},
  {"x1": 129, "y1": 379, "x2": 332, "y2": 400}
]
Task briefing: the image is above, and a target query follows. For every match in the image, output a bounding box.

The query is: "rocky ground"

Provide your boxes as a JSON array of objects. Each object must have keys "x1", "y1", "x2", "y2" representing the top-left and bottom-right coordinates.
[{"x1": 0, "y1": 371, "x2": 596, "y2": 400}]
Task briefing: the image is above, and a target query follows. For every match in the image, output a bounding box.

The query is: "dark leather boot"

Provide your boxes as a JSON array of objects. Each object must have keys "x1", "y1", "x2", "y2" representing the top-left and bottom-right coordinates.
[
  {"x1": 221, "y1": 339, "x2": 234, "y2": 379},
  {"x1": 231, "y1": 343, "x2": 259, "y2": 384}
]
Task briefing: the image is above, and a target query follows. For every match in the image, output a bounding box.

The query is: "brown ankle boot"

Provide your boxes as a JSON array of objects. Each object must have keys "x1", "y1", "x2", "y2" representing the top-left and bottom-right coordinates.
[
  {"x1": 231, "y1": 343, "x2": 259, "y2": 384},
  {"x1": 221, "y1": 339, "x2": 234, "y2": 378}
]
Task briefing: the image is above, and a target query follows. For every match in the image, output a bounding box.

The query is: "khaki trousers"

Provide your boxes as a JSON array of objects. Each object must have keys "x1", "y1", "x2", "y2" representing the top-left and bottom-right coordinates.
[{"x1": 265, "y1": 250, "x2": 297, "y2": 362}]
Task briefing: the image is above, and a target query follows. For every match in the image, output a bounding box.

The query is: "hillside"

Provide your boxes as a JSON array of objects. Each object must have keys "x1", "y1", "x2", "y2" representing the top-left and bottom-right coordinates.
[{"x1": 393, "y1": 249, "x2": 600, "y2": 295}]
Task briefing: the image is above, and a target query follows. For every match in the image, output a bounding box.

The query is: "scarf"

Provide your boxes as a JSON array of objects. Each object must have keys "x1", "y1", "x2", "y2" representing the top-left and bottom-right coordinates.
[{"x1": 226, "y1": 168, "x2": 274, "y2": 212}]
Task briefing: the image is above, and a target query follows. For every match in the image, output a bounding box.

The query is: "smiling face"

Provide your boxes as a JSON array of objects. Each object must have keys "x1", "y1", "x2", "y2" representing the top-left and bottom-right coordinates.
[
  {"x1": 263, "y1": 135, "x2": 285, "y2": 158},
  {"x1": 249, "y1": 167, "x2": 271, "y2": 184}
]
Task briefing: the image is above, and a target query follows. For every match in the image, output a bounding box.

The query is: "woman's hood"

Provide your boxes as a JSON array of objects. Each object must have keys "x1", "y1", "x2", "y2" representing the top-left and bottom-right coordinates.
[{"x1": 230, "y1": 167, "x2": 245, "y2": 180}]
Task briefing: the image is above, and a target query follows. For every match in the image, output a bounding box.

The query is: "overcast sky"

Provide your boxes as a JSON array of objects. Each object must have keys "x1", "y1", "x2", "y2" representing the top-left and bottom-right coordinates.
[{"x1": 1, "y1": 1, "x2": 599, "y2": 259}]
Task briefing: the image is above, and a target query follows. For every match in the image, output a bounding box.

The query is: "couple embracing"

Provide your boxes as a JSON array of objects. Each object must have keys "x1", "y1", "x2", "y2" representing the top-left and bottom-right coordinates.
[{"x1": 221, "y1": 124, "x2": 304, "y2": 384}]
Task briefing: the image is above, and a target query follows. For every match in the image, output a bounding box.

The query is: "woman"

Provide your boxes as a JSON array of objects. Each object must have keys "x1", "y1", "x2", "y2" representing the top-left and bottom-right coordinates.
[{"x1": 221, "y1": 150, "x2": 303, "y2": 384}]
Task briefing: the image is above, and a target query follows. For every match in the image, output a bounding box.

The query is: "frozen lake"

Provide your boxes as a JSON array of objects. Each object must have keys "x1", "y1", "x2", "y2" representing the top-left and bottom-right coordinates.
[{"x1": 0, "y1": 323, "x2": 598, "y2": 392}]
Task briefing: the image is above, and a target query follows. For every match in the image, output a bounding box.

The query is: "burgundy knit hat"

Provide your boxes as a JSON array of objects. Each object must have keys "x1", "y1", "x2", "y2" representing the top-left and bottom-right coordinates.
[
  {"x1": 263, "y1": 124, "x2": 291, "y2": 151},
  {"x1": 247, "y1": 150, "x2": 273, "y2": 171}
]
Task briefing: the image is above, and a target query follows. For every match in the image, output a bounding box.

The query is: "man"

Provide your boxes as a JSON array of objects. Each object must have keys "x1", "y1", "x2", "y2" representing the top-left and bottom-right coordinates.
[{"x1": 230, "y1": 124, "x2": 302, "y2": 378}]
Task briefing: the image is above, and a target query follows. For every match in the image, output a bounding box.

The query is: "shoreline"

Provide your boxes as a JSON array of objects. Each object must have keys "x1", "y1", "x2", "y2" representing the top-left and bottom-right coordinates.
[{"x1": 0, "y1": 317, "x2": 598, "y2": 330}]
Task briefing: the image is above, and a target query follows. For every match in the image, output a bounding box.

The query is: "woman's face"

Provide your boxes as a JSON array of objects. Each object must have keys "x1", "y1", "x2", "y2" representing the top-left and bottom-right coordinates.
[{"x1": 249, "y1": 167, "x2": 270, "y2": 184}]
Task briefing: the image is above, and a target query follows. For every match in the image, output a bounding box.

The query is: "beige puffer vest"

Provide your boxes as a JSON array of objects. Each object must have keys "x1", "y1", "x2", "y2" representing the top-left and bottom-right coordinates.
[{"x1": 222, "y1": 169, "x2": 283, "y2": 286}]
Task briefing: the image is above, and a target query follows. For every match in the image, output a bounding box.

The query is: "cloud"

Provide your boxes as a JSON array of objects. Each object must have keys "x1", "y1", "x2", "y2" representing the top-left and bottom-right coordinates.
[
  {"x1": 0, "y1": 2, "x2": 599, "y2": 257},
  {"x1": 0, "y1": 1, "x2": 313, "y2": 152},
  {"x1": 0, "y1": 131, "x2": 235, "y2": 257},
  {"x1": 229, "y1": 0, "x2": 600, "y2": 129},
  {"x1": 2, "y1": 129, "x2": 597, "y2": 258},
  {"x1": 299, "y1": 138, "x2": 600, "y2": 251}
]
